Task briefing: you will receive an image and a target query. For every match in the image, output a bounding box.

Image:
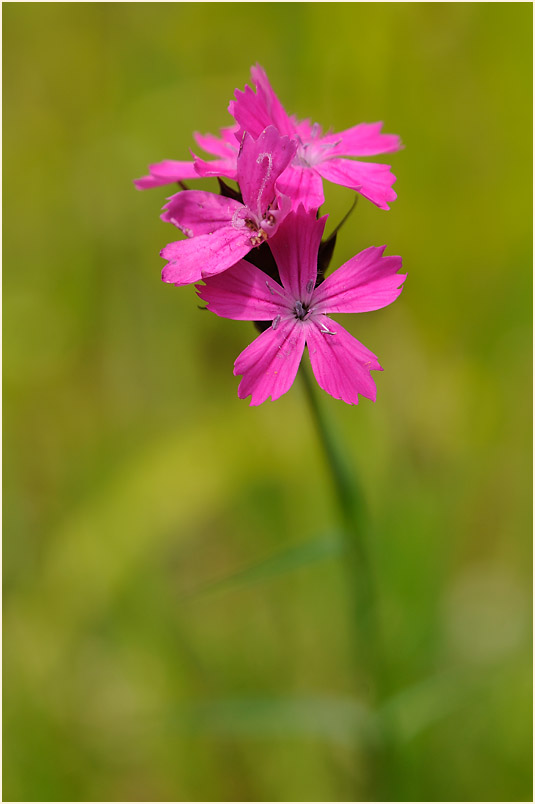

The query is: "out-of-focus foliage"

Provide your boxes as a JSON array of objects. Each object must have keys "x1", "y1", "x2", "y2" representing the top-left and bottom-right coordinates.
[{"x1": 3, "y1": 3, "x2": 532, "y2": 801}]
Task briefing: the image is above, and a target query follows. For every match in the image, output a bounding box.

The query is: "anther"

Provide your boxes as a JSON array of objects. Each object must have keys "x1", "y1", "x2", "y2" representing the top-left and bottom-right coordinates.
[
  {"x1": 272, "y1": 315, "x2": 281, "y2": 331},
  {"x1": 306, "y1": 280, "x2": 314, "y2": 294},
  {"x1": 250, "y1": 229, "x2": 268, "y2": 247}
]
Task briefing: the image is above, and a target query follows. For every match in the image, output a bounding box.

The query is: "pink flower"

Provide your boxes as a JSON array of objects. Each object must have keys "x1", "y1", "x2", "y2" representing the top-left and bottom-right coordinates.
[
  {"x1": 197, "y1": 207, "x2": 406, "y2": 405},
  {"x1": 229, "y1": 65, "x2": 401, "y2": 211},
  {"x1": 160, "y1": 126, "x2": 296, "y2": 286},
  {"x1": 133, "y1": 125, "x2": 239, "y2": 190}
]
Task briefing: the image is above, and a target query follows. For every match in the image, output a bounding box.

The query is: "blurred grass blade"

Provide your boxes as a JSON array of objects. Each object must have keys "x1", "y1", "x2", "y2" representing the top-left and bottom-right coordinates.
[
  {"x1": 173, "y1": 695, "x2": 373, "y2": 747},
  {"x1": 378, "y1": 667, "x2": 509, "y2": 743},
  {"x1": 182, "y1": 532, "x2": 343, "y2": 600}
]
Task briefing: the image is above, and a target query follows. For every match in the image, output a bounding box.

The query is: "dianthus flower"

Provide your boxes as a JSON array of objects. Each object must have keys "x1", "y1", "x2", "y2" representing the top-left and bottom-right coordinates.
[
  {"x1": 225, "y1": 65, "x2": 401, "y2": 211},
  {"x1": 197, "y1": 207, "x2": 406, "y2": 405},
  {"x1": 134, "y1": 66, "x2": 400, "y2": 214},
  {"x1": 160, "y1": 126, "x2": 295, "y2": 286}
]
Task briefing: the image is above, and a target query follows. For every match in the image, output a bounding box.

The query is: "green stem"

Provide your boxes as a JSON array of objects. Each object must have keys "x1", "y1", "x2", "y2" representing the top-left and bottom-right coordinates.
[
  {"x1": 300, "y1": 364, "x2": 389, "y2": 799},
  {"x1": 300, "y1": 363, "x2": 377, "y2": 648},
  {"x1": 299, "y1": 360, "x2": 363, "y2": 523}
]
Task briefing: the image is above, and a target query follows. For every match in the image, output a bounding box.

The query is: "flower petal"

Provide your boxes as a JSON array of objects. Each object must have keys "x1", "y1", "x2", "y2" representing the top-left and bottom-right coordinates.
[
  {"x1": 161, "y1": 226, "x2": 251, "y2": 286},
  {"x1": 276, "y1": 164, "x2": 325, "y2": 211},
  {"x1": 193, "y1": 126, "x2": 239, "y2": 158},
  {"x1": 197, "y1": 260, "x2": 290, "y2": 321},
  {"x1": 234, "y1": 319, "x2": 306, "y2": 405},
  {"x1": 306, "y1": 315, "x2": 382, "y2": 405},
  {"x1": 268, "y1": 207, "x2": 326, "y2": 302},
  {"x1": 237, "y1": 126, "x2": 296, "y2": 217},
  {"x1": 315, "y1": 158, "x2": 397, "y2": 210},
  {"x1": 250, "y1": 64, "x2": 297, "y2": 137},
  {"x1": 313, "y1": 246, "x2": 406, "y2": 314},
  {"x1": 294, "y1": 117, "x2": 314, "y2": 141},
  {"x1": 133, "y1": 160, "x2": 199, "y2": 190},
  {"x1": 161, "y1": 190, "x2": 242, "y2": 236},
  {"x1": 229, "y1": 64, "x2": 296, "y2": 141},
  {"x1": 193, "y1": 154, "x2": 238, "y2": 181},
  {"x1": 322, "y1": 122, "x2": 401, "y2": 157}
]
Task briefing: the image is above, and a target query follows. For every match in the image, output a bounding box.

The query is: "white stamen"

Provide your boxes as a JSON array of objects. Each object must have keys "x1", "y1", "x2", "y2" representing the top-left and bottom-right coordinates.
[
  {"x1": 272, "y1": 315, "x2": 281, "y2": 331},
  {"x1": 231, "y1": 208, "x2": 247, "y2": 230},
  {"x1": 306, "y1": 280, "x2": 314, "y2": 294},
  {"x1": 265, "y1": 280, "x2": 287, "y2": 300},
  {"x1": 320, "y1": 322, "x2": 336, "y2": 334},
  {"x1": 255, "y1": 151, "x2": 273, "y2": 218}
]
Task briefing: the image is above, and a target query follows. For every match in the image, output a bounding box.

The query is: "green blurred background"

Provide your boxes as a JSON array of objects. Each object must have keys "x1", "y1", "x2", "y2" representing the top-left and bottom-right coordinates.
[{"x1": 3, "y1": 3, "x2": 532, "y2": 801}]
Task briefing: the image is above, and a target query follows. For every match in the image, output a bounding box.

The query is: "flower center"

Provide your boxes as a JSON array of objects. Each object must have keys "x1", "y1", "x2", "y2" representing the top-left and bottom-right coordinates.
[
  {"x1": 295, "y1": 143, "x2": 320, "y2": 168},
  {"x1": 234, "y1": 209, "x2": 278, "y2": 247},
  {"x1": 294, "y1": 125, "x2": 341, "y2": 169},
  {"x1": 294, "y1": 300, "x2": 309, "y2": 320},
  {"x1": 294, "y1": 123, "x2": 324, "y2": 168}
]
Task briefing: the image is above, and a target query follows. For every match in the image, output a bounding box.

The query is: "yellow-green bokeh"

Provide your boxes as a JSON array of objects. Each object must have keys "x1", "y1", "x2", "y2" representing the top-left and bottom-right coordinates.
[{"x1": 4, "y1": 3, "x2": 532, "y2": 801}]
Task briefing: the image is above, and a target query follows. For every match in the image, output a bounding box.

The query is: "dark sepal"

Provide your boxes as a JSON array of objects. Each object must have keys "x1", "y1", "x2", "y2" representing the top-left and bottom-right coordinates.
[
  {"x1": 316, "y1": 235, "x2": 337, "y2": 287},
  {"x1": 253, "y1": 320, "x2": 272, "y2": 334},
  {"x1": 246, "y1": 239, "x2": 282, "y2": 333},
  {"x1": 316, "y1": 196, "x2": 359, "y2": 286},
  {"x1": 244, "y1": 240, "x2": 281, "y2": 284},
  {"x1": 217, "y1": 177, "x2": 243, "y2": 204}
]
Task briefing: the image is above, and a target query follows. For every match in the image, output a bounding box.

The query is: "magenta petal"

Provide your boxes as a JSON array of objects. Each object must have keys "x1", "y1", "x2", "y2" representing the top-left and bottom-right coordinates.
[
  {"x1": 249, "y1": 64, "x2": 297, "y2": 137},
  {"x1": 161, "y1": 190, "x2": 242, "y2": 236},
  {"x1": 323, "y1": 122, "x2": 401, "y2": 157},
  {"x1": 229, "y1": 64, "x2": 296, "y2": 141},
  {"x1": 276, "y1": 164, "x2": 325, "y2": 211},
  {"x1": 197, "y1": 260, "x2": 289, "y2": 321},
  {"x1": 228, "y1": 84, "x2": 268, "y2": 141},
  {"x1": 269, "y1": 206, "x2": 326, "y2": 301},
  {"x1": 237, "y1": 126, "x2": 296, "y2": 216},
  {"x1": 313, "y1": 246, "x2": 406, "y2": 314},
  {"x1": 189, "y1": 130, "x2": 238, "y2": 180},
  {"x1": 133, "y1": 160, "x2": 199, "y2": 190},
  {"x1": 234, "y1": 319, "x2": 306, "y2": 405},
  {"x1": 315, "y1": 158, "x2": 397, "y2": 210},
  {"x1": 306, "y1": 316, "x2": 382, "y2": 405},
  {"x1": 193, "y1": 126, "x2": 239, "y2": 158},
  {"x1": 161, "y1": 226, "x2": 251, "y2": 286},
  {"x1": 293, "y1": 117, "x2": 314, "y2": 142},
  {"x1": 193, "y1": 154, "x2": 238, "y2": 181}
]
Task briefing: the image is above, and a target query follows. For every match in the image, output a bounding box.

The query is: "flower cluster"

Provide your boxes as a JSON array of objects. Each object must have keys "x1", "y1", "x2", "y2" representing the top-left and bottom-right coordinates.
[{"x1": 135, "y1": 65, "x2": 406, "y2": 405}]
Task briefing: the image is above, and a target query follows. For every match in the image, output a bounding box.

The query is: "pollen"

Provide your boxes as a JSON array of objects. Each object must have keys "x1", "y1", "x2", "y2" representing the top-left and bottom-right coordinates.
[{"x1": 250, "y1": 229, "x2": 268, "y2": 247}]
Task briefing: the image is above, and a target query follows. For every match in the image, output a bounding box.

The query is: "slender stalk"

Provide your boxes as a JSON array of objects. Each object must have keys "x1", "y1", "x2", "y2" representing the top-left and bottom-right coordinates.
[
  {"x1": 300, "y1": 364, "x2": 390, "y2": 800},
  {"x1": 300, "y1": 363, "x2": 378, "y2": 653}
]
